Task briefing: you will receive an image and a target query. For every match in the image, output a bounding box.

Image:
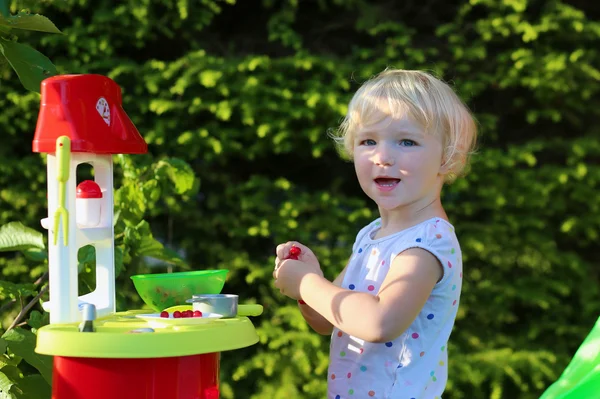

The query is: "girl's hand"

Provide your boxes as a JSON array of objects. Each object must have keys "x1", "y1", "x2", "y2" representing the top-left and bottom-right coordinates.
[
  {"x1": 273, "y1": 242, "x2": 323, "y2": 299},
  {"x1": 274, "y1": 241, "x2": 320, "y2": 270},
  {"x1": 273, "y1": 259, "x2": 323, "y2": 300}
]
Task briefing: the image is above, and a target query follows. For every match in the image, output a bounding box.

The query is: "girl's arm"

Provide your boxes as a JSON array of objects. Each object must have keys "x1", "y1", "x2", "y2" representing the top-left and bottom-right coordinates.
[
  {"x1": 298, "y1": 265, "x2": 348, "y2": 335},
  {"x1": 298, "y1": 248, "x2": 442, "y2": 343}
]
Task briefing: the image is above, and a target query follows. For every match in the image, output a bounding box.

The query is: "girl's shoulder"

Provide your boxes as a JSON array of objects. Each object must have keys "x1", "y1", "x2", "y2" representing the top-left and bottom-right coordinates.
[
  {"x1": 397, "y1": 218, "x2": 462, "y2": 285},
  {"x1": 397, "y1": 217, "x2": 460, "y2": 254}
]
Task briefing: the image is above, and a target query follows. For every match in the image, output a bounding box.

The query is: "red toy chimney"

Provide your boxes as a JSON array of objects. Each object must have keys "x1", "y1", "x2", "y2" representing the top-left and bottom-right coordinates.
[{"x1": 32, "y1": 74, "x2": 147, "y2": 154}]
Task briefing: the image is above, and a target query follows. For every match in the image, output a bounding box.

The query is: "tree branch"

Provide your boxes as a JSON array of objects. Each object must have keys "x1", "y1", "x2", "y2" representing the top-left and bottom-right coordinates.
[{"x1": 6, "y1": 284, "x2": 49, "y2": 333}]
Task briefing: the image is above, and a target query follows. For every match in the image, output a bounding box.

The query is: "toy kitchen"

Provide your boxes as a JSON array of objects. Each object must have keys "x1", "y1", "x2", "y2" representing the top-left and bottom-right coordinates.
[{"x1": 33, "y1": 74, "x2": 262, "y2": 399}]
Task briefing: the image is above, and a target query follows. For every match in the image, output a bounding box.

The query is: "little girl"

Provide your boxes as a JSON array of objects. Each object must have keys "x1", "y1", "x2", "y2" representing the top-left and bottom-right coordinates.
[{"x1": 273, "y1": 68, "x2": 477, "y2": 398}]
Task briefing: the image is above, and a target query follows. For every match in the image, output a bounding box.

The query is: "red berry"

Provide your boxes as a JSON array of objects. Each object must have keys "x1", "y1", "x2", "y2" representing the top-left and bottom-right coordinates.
[
  {"x1": 186, "y1": 310, "x2": 194, "y2": 318},
  {"x1": 298, "y1": 299, "x2": 306, "y2": 305},
  {"x1": 289, "y1": 246, "x2": 301, "y2": 258},
  {"x1": 173, "y1": 311, "x2": 182, "y2": 318},
  {"x1": 160, "y1": 311, "x2": 169, "y2": 318},
  {"x1": 193, "y1": 310, "x2": 203, "y2": 317}
]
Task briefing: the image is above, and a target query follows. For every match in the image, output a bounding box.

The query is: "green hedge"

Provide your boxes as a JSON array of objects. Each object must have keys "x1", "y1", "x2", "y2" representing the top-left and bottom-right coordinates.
[{"x1": 1, "y1": 0, "x2": 599, "y2": 398}]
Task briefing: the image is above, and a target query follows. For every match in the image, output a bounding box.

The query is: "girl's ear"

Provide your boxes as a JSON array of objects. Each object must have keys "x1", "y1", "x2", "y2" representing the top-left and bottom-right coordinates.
[{"x1": 438, "y1": 158, "x2": 452, "y2": 176}]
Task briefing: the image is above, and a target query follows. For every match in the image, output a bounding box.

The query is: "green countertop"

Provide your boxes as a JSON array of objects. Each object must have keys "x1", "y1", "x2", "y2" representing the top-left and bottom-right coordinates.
[{"x1": 35, "y1": 309, "x2": 259, "y2": 358}]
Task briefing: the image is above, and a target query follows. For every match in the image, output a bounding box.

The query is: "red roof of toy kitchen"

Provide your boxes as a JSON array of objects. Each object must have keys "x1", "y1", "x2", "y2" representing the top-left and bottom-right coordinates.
[{"x1": 32, "y1": 74, "x2": 147, "y2": 154}]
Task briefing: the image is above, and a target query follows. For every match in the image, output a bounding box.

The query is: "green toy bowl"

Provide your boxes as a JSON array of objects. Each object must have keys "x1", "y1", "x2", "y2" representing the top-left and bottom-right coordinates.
[{"x1": 131, "y1": 270, "x2": 229, "y2": 312}]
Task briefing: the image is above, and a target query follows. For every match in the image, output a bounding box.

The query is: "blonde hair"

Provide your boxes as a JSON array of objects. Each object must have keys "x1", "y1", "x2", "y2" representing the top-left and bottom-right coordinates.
[{"x1": 332, "y1": 69, "x2": 478, "y2": 183}]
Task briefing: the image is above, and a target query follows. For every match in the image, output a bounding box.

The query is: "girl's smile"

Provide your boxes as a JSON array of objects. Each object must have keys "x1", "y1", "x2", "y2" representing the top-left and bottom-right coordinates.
[{"x1": 374, "y1": 176, "x2": 401, "y2": 191}]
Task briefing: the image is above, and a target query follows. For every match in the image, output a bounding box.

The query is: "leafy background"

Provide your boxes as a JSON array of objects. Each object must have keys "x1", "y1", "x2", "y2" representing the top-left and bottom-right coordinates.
[{"x1": 0, "y1": 0, "x2": 599, "y2": 398}]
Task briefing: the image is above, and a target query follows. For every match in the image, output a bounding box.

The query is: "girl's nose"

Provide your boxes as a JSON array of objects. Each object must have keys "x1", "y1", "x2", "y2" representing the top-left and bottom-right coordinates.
[{"x1": 374, "y1": 148, "x2": 395, "y2": 166}]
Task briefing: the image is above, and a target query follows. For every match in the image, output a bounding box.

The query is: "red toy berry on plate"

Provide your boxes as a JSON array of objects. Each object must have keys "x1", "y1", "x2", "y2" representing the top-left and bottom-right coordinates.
[
  {"x1": 173, "y1": 310, "x2": 182, "y2": 318},
  {"x1": 193, "y1": 310, "x2": 203, "y2": 317},
  {"x1": 160, "y1": 311, "x2": 169, "y2": 318}
]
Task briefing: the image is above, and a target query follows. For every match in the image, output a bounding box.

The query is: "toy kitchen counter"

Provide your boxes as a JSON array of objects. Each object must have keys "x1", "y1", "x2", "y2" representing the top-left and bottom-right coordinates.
[{"x1": 36, "y1": 310, "x2": 258, "y2": 399}]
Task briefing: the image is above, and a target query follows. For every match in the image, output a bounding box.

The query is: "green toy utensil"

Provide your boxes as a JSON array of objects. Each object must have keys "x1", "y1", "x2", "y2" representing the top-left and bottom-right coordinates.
[{"x1": 53, "y1": 136, "x2": 71, "y2": 246}]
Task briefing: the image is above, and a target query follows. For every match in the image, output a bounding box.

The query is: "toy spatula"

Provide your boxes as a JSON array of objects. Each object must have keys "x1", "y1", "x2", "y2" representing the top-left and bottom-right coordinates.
[{"x1": 53, "y1": 136, "x2": 71, "y2": 246}]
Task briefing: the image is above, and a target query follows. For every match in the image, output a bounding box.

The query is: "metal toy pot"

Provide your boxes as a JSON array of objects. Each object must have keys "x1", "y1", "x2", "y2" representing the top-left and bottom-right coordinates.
[{"x1": 186, "y1": 294, "x2": 263, "y2": 318}]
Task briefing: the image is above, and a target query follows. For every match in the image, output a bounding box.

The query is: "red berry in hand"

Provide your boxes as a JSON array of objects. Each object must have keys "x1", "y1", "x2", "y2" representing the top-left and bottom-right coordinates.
[
  {"x1": 160, "y1": 311, "x2": 169, "y2": 318},
  {"x1": 193, "y1": 310, "x2": 203, "y2": 317},
  {"x1": 298, "y1": 300, "x2": 306, "y2": 305},
  {"x1": 173, "y1": 310, "x2": 182, "y2": 318},
  {"x1": 289, "y1": 246, "x2": 301, "y2": 260}
]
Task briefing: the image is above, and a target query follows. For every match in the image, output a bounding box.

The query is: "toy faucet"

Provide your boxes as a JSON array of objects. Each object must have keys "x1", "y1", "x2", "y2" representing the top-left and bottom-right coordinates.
[{"x1": 32, "y1": 74, "x2": 147, "y2": 324}]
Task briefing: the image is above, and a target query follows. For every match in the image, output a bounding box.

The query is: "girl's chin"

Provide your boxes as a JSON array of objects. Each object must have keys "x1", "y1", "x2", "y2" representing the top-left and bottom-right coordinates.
[{"x1": 372, "y1": 199, "x2": 404, "y2": 211}]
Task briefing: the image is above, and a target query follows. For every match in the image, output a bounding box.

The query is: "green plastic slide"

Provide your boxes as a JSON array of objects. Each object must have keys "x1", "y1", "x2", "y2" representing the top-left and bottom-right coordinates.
[{"x1": 539, "y1": 316, "x2": 600, "y2": 399}]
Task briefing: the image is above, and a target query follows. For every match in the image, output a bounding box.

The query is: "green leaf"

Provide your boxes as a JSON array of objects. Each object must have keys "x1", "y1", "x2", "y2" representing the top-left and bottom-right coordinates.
[
  {"x1": 26, "y1": 311, "x2": 48, "y2": 330},
  {"x1": 136, "y1": 235, "x2": 164, "y2": 258},
  {"x1": 77, "y1": 245, "x2": 95, "y2": 268},
  {"x1": 0, "y1": 223, "x2": 44, "y2": 252},
  {"x1": 155, "y1": 158, "x2": 196, "y2": 195},
  {"x1": 13, "y1": 374, "x2": 50, "y2": 399},
  {"x1": 115, "y1": 246, "x2": 125, "y2": 276},
  {"x1": 0, "y1": 338, "x2": 6, "y2": 354},
  {"x1": 2, "y1": 13, "x2": 61, "y2": 34},
  {"x1": 0, "y1": 366, "x2": 20, "y2": 386},
  {"x1": 0, "y1": 1, "x2": 8, "y2": 19},
  {"x1": 1, "y1": 329, "x2": 52, "y2": 385},
  {"x1": 22, "y1": 248, "x2": 47, "y2": 263},
  {"x1": 0, "y1": 371, "x2": 16, "y2": 399},
  {"x1": 115, "y1": 184, "x2": 147, "y2": 222},
  {"x1": 157, "y1": 246, "x2": 188, "y2": 268},
  {"x1": 0, "y1": 38, "x2": 57, "y2": 93},
  {"x1": 0, "y1": 281, "x2": 36, "y2": 302}
]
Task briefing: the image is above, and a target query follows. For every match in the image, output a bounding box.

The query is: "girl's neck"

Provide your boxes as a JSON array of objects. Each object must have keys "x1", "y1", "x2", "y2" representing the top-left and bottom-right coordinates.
[{"x1": 375, "y1": 196, "x2": 448, "y2": 239}]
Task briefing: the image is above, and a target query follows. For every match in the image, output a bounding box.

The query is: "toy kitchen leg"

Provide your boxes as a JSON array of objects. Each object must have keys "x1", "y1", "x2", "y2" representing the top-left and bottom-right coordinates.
[{"x1": 51, "y1": 353, "x2": 220, "y2": 399}]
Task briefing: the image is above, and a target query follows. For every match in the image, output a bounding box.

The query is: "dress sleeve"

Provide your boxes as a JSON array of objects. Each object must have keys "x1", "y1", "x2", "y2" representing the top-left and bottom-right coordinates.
[{"x1": 394, "y1": 220, "x2": 460, "y2": 286}]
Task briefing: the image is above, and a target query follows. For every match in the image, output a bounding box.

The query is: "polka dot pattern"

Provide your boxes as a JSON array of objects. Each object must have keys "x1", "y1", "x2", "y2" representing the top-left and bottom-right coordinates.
[{"x1": 328, "y1": 217, "x2": 460, "y2": 398}]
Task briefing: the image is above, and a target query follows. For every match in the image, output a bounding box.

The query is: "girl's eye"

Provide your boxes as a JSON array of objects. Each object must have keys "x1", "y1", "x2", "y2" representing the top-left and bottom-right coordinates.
[
  {"x1": 360, "y1": 139, "x2": 376, "y2": 146},
  {"x1": 400, "y1": 139, "x2": 417, "y2": 147}
]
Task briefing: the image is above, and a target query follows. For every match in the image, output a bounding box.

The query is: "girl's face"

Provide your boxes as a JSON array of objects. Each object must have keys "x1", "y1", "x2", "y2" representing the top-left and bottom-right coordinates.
[{"x1": 353, "y1": 115, "x2": 446, "y2": 215}]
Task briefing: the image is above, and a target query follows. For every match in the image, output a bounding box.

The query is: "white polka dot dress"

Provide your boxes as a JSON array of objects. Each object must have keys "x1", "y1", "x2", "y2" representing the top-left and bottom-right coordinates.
[{"x1": 328, "y1": 218, "x2": 462, "y2": 399}]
